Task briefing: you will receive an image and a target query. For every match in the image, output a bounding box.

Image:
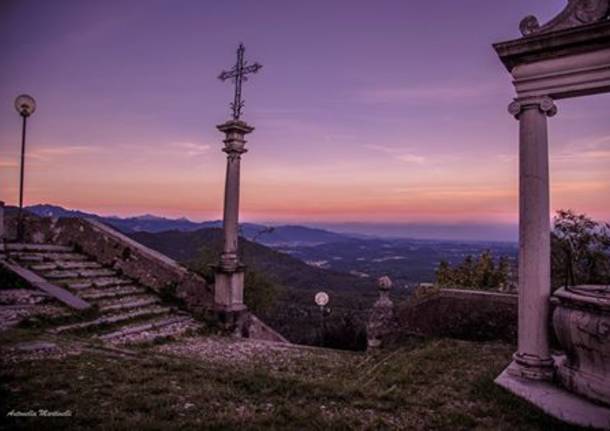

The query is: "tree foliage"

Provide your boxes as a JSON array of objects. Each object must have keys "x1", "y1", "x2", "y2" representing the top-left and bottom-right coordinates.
[
  {"x1": 435, "y1": 250, "x2": 511, "y2": 290},
  {"x1": 551, "y1": 209, "x2": 610, "y2": 289}
]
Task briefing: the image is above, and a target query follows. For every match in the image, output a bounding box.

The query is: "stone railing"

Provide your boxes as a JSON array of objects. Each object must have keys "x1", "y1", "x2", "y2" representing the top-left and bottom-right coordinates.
[
  {"x1": 4, "y1": 214, "x2": 214, "y2": 308},
  {"x1": 366, "y1": 278, "x2": 519, "y2": 348}
]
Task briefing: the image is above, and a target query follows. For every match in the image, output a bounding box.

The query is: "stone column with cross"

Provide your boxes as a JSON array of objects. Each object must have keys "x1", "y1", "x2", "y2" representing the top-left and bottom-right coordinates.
[
  {"x1": 507, "y1": 96, "x2": 557, "y2": 381},
  {"x1": 213, "y1": 120, "x2": 252, "y2": 315},
  {"x1": 212, "y1": 43, "x2": 262, "y2": 330}
]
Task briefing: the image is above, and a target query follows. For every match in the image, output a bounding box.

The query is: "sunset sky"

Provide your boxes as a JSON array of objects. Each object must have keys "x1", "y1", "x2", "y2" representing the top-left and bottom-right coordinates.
[{"x1": 0, "y1": 0, "x2": 609, "y2": 228}]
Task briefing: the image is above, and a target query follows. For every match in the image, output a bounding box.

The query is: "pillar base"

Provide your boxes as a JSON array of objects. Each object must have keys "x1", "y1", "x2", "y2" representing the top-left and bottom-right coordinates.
[
  {"x1": 202, "y1": 306, "x2": 251, "y2": 337},
  {"x1": 213, "y1": 265, "x2": 246, "y2": 311},
  {"x1": 496, "y1": 364, "x2": 610, "y2": 429},
  {"x1": 508, "y1": 352, "x2": 555, "y2": 381}
]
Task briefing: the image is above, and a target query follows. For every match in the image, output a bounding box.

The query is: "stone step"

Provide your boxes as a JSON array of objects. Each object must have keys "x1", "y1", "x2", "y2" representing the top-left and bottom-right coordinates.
[
  {"x1": 98, "y1": 297, "x2": 159, "y2": 313},
  {"x1": 55, "y1": 261, "x2": 102, "y2": 270},
  {"x1": 118, "y1": 319, "x2": 201, "y2": 346},
  {"x1": 79, "y1": 285, "x2": 148, "y2": 301},
  {"x1": 43, "y1": 270, "x2": 81, "y2": 279},
  {"x1": 42, "y1": 268, "x2": 117, "y2": 280},
  {"x1": 77, "y1": 268, "x2": 117, "y2": 278},
  {"x1": 50, "y1": 306, "x2": 172, "y2": 334},
  {"x1": 30, "y1": 261, "x2": 101, "y2": 271},
  {"x1": 95, "y1": 293, "x2": 157, "y2": 308},
  {"x1": 12, "y1": 254, "x2": 44, "y2": 262},
  {"x1": 30, "y1": 263, "x2": 59, "y2": 271},
  {"x1": 5, "y1": 243, "x2": 74, "y2": 253},
  {"x1": 62, "y1": 277, "x2": 132, "y2": 290},
  {"x1": 98, "y1": 315, "x2": 195, "y2": 342},
  {"x1": 12, "y1": 252, "x2": 88, "y2": 262},
  {"x1": 90, "y1": 277, "x2": 132, "y2": 288}
]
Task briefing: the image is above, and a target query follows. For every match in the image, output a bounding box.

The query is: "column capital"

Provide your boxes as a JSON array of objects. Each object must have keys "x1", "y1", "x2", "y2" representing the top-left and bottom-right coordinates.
[
  {"x1": 216, "y1": 119, "x2": 255, "y2": 134},
  {"x1": 508, "y1": 96, "x2": 558, "y2": 119},
  {"x1": 217, "y1": 120, "x2": 254, "y2": 155}
]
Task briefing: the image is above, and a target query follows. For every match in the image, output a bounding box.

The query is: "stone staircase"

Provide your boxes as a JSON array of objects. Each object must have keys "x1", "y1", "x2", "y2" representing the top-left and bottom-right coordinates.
[{"x1": 2, "y1": 243, "x2": 203, "y2": 346}]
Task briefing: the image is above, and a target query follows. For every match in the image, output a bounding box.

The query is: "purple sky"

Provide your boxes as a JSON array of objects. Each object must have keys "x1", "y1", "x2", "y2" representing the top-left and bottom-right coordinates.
[{"x1": 0, "y1": 0, "x2": 608, "y2": 227}]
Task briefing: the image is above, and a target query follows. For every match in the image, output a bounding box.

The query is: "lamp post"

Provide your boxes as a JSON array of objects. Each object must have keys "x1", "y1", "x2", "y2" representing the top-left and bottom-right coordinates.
[
  {"x1": 14, "y1": 94, "x2": 36, "y2": 243},
  {"x1": 315, "y1": 291, "x2": 329, "y2": 346}
]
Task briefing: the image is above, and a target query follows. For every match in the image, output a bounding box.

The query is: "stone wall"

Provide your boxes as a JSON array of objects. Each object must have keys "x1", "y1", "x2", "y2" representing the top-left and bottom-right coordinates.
[
  {"x1": 395, "y1": 288, "x2": 518, "y2": 343},
  {"x1": 4, "y1": 214, "x2": 289, "y2": 342},
  {"x1": 5, "y1": 215, "x2": 213, "y2": 308}
]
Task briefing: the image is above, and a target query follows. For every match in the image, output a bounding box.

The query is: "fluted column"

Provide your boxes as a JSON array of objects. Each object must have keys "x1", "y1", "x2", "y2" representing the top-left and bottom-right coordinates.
[
  {"x1": 508, "y1": 96, "x2": 557, "y2": 381},
  {"x1": 214, "y1": 119, "x2": 254, "y2": 312}
]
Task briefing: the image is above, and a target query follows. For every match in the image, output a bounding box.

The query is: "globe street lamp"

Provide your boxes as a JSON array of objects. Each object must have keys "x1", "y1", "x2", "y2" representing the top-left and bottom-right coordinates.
[{"x1": 14, "y1": 94, "x2": 36, "y2": 242}]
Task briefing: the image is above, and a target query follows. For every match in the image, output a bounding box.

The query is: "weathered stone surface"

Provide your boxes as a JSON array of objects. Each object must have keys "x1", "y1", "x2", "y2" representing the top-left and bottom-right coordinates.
[
  {"x1": 43, "y1": 270, "x2": 80, "y2": 279},
  {"x1": 98, "y1": 297, "x2": 159, "y2": 313},
  {"x1": 4, "y1": 215, "x2": 287, "y2": 343},
  {"x1": 79, "y1": 285, "x2": 147, "y2": 300},
  {"x1": 496, "y1": 366, "x2": 610, "y2": 429},
  {"x1": 51, "y1": 306, "x2": 172, "y2": 333},
  {"x1": 552, "y1": 285, "x2": 610, "y2": 406},
  {"x1": 396, "y1": 288, "x2": 518, "y2": 342},
  {"x1": 0, "y1": 260, "x2": 91, "y2": 310},
  {"x1": 98, "y1": 315, "x2": 195, "y2": 343}
]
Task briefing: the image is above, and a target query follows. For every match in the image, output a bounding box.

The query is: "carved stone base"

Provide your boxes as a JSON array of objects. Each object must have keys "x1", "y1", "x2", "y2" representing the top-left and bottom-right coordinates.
[
  {"x1": 496, "y1": 364, "x2": 610, "y2": 429},
  {"x1": 213, "y1": 266, "x2": 246, "y2": 312},
  {"x1": 552, "y1": 285, "x2": 610, "y2": 406},
  {"x1": 202, "y1": 307, "x2": 251, "y2": 337},
  {"x1": 556, "y1": 356, "x2": 610, "y2": 406},
  {"x1": 507, "y1": 352, "x2": 555, "y2": 381}
]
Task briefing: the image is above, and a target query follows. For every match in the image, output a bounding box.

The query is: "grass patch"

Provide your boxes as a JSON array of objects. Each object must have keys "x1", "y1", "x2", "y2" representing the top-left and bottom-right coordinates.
[{"x1": 0, "y1": 336, "x2": 587, "y2": 430}]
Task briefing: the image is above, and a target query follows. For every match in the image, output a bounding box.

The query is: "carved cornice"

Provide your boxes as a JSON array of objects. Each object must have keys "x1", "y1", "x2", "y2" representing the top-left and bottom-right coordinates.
[{"x1": 520, "y1": 0, "x2": 609, "y2": 36}]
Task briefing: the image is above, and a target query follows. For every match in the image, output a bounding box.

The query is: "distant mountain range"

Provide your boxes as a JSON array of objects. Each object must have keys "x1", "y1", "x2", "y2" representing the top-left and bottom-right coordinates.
[
  {"x1": 129, "y1": 228, "x2": 373, "y2": 293},
  {"x1": 25, "y1": 204, "x2": 352, "y2": 246}
]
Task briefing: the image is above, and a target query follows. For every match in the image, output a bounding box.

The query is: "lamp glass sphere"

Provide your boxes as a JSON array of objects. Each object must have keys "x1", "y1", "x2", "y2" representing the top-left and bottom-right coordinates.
[{"x1": 15, "y1": 94, "x2": 36, "y2": 117}]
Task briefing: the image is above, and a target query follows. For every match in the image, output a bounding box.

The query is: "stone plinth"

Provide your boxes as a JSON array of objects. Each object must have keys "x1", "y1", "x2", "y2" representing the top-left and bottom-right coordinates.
[
  {"x1": 213, "y1": 265, "x2": 246, "y2": 312},
  {"x1": 552, "y1": 285, "x2": 610, "y2": 406},
  {"x1": 496, "y1": 366, "x2": 610, "y2": 429}
]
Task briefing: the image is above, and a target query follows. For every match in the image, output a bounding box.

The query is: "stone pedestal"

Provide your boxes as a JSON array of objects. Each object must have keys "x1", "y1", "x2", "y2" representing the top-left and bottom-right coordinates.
[
  {"x1": 214, "y1": 266, "x2": 246, "y2": 312},
  {"x1": 508, "y1": 96, "x2": 557, "y2": 381},
  {"x1": 552, "y1": 285, "x2": 610, "y2": 406},
  {"x1": 213, "y1": 120, "x2": 254, "y2": 328}
]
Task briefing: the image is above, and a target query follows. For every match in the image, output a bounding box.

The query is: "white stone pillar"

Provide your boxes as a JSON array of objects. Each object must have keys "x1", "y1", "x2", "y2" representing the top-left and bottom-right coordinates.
[
  {"x1": 214, "y1": 120, "x2": 254, "y2": 312},
  {"x1": 508, "y1": 96, "x2": 557, "y2": 381}
]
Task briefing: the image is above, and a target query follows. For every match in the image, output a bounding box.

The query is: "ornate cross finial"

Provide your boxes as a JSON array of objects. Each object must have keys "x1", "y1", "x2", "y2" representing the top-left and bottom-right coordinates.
[{"x1": 218, "y1": 43, "x2": 262, "y2": 121}]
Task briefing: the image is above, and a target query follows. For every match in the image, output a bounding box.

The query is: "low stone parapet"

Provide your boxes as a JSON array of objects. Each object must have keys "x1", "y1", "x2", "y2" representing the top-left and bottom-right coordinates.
[{"x1": 396, "y1": 288, "x2": 518, "y2": 343}]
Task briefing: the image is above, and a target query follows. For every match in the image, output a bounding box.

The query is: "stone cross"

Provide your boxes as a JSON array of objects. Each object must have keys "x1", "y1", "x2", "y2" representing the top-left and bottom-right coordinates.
[
  {"x1": 212, "y1": 44, "x2": 262, "y2": 325},
  {"x1": 218, "y1": 43, "x2": 262, "y2": 121}
]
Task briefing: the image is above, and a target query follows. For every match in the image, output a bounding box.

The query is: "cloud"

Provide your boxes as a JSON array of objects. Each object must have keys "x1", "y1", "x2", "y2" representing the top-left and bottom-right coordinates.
[
  {"x1": 27, "y1": 146, "x2": 99, "y2": 162},
  {"x1": 357, "y1": 81, "x2": 502, "y2": 105},
  {"x1": 363, "y1": 144, "x2": 426, "y2": 165},
  {"x1": 0, "y1": 160, "x2": 18, "y2": 168},
  {"x1": 396, "y1": 154, "x2": 426, "y2": 165},
  {"x1": 169, "y1": 142, "x2": 211, "y2": 157},
  {"x1": 553, "y1": 135, "x2": 610, "y2": 163}
]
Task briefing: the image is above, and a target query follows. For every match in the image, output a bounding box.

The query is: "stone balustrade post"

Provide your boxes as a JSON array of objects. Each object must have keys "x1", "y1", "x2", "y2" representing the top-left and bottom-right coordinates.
[
  {"x1": 507, "y1": 96, "x2": 557, "y2": 381},
  {"x1": 367, "y1": 276, "x2": 395, "y2": 350}
]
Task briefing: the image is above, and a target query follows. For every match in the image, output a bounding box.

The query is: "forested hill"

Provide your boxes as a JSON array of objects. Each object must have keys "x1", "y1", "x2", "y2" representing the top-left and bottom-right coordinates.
[{"x1": 128, "y1": 228, "x2": 374, "y2": 293}]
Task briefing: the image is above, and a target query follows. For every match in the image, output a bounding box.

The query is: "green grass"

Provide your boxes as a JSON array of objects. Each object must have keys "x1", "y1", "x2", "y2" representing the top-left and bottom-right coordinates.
[{"x1": 0, "y1": 334, "x2": 586, "y2": 430}]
